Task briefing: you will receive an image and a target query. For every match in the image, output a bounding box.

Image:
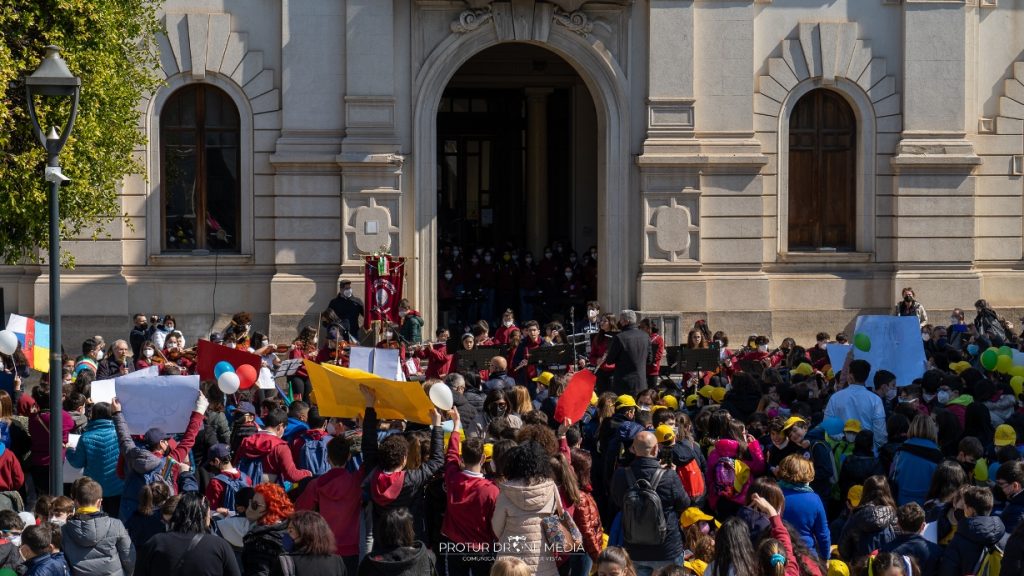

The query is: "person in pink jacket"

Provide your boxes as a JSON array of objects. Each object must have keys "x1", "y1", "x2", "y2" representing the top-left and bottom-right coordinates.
[{"x1": 705, "y1": 418, "x2": 765, "y2": 518}]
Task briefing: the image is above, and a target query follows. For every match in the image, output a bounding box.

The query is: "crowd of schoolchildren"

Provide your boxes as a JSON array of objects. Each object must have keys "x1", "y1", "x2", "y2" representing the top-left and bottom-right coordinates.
[{"x1": 1, "y1": 290, "x2": 1024, "y2": 576}]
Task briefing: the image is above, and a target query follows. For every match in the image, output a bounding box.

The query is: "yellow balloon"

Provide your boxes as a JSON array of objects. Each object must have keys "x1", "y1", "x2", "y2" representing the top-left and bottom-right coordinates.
[
  {"x1": 1011, "y1": 376, "x2": 1024, "y2": 398},
  {"x1": 997, "y1": 354, "x2": 1013, "y2": 373},
  {"x1": 1011, "y1": 366, "x2": 1024, "y2": 378}
]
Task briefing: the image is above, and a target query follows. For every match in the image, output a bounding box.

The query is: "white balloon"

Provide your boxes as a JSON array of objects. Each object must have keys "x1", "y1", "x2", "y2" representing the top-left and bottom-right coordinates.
[
  {"x1": 0, "y1": 331, "x2": 18, "y2": 356},
  {"x1": 218, "y1": 371, "x2": 240, "y2": 394},
  {"x1": 429, "y1": 383, "x2": 454, "y2": 411}
]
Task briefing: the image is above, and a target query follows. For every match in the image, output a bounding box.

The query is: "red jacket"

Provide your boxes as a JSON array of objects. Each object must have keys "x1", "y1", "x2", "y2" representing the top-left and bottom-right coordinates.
[
  {"x1": 493, "y1": 324, "x2": 518, "y2": 345},
  {"x1": 441, "y1": 430, "x2": 498, "y2": 545},
  {"x1": 295, "y1": 466, "x2": 365, "y2": 556},
  {"x1": 414, "y1": 344, "x2": 454, "y2": 380},
  {"x1": 234, "y1": 432, "x2": 311, "y2": 483},
  {"x1": 289, "y1": 428, "x2": 331, "y2": 465},
  {"x1": 769, "y1": 513, "x2": 822, "y2": 576},
  {"x1": 0, "y1": 446, "x2": 24, "y2": 492},
  {"x1": 573, "y1": 488, "x2": 603, "y2": 562}
]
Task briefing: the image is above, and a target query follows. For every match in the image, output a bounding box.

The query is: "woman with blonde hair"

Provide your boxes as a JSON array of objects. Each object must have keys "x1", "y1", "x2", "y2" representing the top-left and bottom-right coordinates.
[
  {"x1": 890, "y1": 414, "x2": 943, "y2": 506},
  {"x1": 777, "y1": 454, "x2": 830, "y2": 560},
  {"x1": 510, "y1": 385, "x2": 533, "y2": 415}
]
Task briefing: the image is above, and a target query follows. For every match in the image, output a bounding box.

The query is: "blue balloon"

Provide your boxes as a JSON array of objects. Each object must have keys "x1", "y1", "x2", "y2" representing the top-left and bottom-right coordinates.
[{"x1": 214, "y1": 361, "x2": 235, "y2": 379}]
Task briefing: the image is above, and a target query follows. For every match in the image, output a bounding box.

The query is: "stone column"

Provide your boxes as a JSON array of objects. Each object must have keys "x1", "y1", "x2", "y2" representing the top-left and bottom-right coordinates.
[
  {"x1": 341, "y1": 0, "x2": 398, "y2": 153},
  {"x1": 891, "y1": 0, "x2": 980, "y2": 301},
  {"x1": 525, "y1": 88, "x2": 553, "y2": 257}
]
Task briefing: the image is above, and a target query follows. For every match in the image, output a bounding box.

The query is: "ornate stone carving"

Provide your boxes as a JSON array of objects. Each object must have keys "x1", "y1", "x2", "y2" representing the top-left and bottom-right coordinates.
[
  {"x1": 552, "y1": 7, "x2": 592, "y2": 37},
  {"x1": 451, "y1": 6, "x2": 494, "y2": 34}
]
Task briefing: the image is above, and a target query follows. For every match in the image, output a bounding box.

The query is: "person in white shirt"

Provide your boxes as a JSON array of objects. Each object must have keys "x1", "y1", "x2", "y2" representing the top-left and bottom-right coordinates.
[{"x1": 824, "y1": 359, "x2": 888, "y2": 448}]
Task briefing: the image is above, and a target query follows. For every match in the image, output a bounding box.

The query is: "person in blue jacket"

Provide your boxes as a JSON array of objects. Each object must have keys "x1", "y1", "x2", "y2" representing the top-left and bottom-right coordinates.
[
  {"x1": 65, "y1": 402, "x2": 124, "y2": 517},
  {"x1": 778, "y1": 454, "x2": 831, "y2": 560},
  {"x1": 20, "y1": 524, "x2": 69, "y2": 576},
  {"x1": 890, "y1": 414, "x2": 943, "y2": 506}
]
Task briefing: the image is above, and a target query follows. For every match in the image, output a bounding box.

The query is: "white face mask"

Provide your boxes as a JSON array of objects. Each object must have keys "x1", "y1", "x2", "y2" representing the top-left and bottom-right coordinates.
[
  {"x1": 922, "y1": 333, "x2": 930, "y2": 341},
  {"x1": 937, "y1": 390, "x2": 951, "y2": 404},
  {"x1": 444, "y1": 273, "x2": 453, "y2": 281},
  {"x1": 96, "y1": 350, "x2": 105, "y2": 361},
  {"x1": 165, "y1": 325, "x2": 174, "y2": 332},
  {"x1": 818, "y1": 342, "x2": 827, "y2": 350},
  {"x1": 226, "y1": 343, "x2": 236, "y2": 349},
  {"x1": 48, "y1": 516, "x2": 66, "y2": 527},
  {"x1": 565, "y1": 273, "x2": 573, "y2": 280},
  {"x1": 588, "y1": 310, "x2": 598, "y2": 320},
  {"x1": 758, "y1": 345, "x2": 768, "y2": 353},
  {"x1": 398, "y1": 310, "x2": 408, "y2": 317},
  {"x1": 503, "y1": 320, "x2": 513, "y2": 327},
  {"x1": 885, "y1": 388, "x2": 898, "y2": 401},
  {"x1": 343, "y1": 289, "x2": 353, "y2": 298},
  {"x1": 384, "y1": 331, "x2": 393, "y2": 340},
  {"x1": 144, "y1": 349, "x2": 154, "y2": 359},
  {"x1": 261, "y1": 340, "x2": 270, "y2": 348}
]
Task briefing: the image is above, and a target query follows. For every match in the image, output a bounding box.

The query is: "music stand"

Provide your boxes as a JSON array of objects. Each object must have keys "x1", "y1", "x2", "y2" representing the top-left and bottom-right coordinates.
[
  {"x1": 455, "y1": 349, "x2": 495, "y2": 373},
  {"x1": 677, "y1": 348, "x2": 721, "y2": 391},
  {"x1": 477, "y1": 344, "x2": 512, "y2": 358},
  {"x1": 529, "y1": 344, "x2": 572, "y2": 371},
  {"x1": 274, "y1": 358, "x2": 304, "y2": 379},
  {"x1": 664, "y1": 346, "x2": 685, "y2": 374}
]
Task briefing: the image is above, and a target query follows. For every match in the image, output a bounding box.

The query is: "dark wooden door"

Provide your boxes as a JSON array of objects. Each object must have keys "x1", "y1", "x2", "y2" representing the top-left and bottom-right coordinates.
[{"x1": 788, "y1": 89, "x2": 856, "y2": 251}]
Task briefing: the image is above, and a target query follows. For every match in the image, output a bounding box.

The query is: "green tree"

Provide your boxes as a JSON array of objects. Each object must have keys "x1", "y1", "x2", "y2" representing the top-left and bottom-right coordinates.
[{"x1": 0, "y1": 0, "x2": 163, "y2": 266}]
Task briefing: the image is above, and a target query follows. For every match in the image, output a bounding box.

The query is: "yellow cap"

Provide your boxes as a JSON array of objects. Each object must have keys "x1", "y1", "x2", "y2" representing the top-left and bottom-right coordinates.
[
  {"x1": 615, "y1": 395, "x2": 637, "y2": 409},
  {"x1": 685, "y1": 394, "x2": 699, "y2": 407},
  {"x1": 482, "y1": 443, "x2": 493, "y2": 462},
  {"x1": 844, "y1": 419, "x2": 862, "y2": 433},
  {"x1": 531, "y1": 371, "x2": 554, "y2": 386},
  {"x1": 679, "y1": 506, "x2": 714, "y2": 528},
  {"x1": 847, "y1": 485, "x2": 863, "y2": 507},
  {"x1": 827, "y1": 559, "x2": 850, "y2": 576},
  {"x1": 783, "y1": 416, "x2": 808, "y2": 431},
  {"x1": 710, "y1": 387, "x2": 726, "y2": 403},
  {"x1": 654, "y1": 424, "x2": 675, "y2": 443},
  {"x1": 697, "y1": 386, "x2": 715, "y2": 399},
  {"x1": 684, "y1": 559, "x2": 708, "y2": 575},
  {"x1": 949, "y1": 361, "x2": 971, "y2": 375},
  {"x1": 791, "y1": 363, "x2": 813, "y2": 377},
  {"x1": 661, "y1": 395, "x2": 679, "y2": 410},
  {"x1": 995, "y1": 424, "x2": 1017, "y2": 447},
  {"x1": 590, "y1": 392, "x2": 599, "y2": 406},
  {"x1": 650, "y1": 405, "x2": 668, "y2": 413}
]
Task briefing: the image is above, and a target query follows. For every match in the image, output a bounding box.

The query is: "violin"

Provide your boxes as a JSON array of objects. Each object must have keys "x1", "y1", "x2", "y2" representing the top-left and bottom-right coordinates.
[{"x1": 165, "y1": 346, "x2": 197, "y2": 361}]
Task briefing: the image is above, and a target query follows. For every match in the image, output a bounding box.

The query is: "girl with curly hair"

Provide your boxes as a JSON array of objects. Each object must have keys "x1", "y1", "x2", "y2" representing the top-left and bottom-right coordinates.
[{"x1": 242, "y1": 484, "x2": 294, "y2": 576}]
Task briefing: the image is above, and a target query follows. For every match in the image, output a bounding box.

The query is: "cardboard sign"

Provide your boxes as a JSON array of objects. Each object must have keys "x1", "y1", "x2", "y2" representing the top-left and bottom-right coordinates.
[
  {"x1": 115, "y1": 375, "x2": 200, "y2": 434},
  {"x1": 92, "y1": 366, "x2": 159, "y2": 404},
  {"x1": 305, "y1": 360, "x2": 434, "y2": 424},
  {"x1": 852, "y1": 316, "x2": 927, "y2": 387}
]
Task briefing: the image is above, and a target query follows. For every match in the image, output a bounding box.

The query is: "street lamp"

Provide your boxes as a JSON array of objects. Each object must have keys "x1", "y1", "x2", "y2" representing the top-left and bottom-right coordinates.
[{"x1": 25, "y1": 45, "x2": 80, "y2": 495}]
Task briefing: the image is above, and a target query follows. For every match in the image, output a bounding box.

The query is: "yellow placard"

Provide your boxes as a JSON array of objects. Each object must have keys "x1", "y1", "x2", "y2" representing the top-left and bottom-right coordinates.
[{"x1": 304, "y1": 360, "x2": 435, "y2": 424}]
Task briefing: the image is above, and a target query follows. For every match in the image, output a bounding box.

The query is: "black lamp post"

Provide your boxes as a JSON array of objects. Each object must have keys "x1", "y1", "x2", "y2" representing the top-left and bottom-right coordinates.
[{"x1": 24, "y1": 45, "x2": 80, "y2": 495}]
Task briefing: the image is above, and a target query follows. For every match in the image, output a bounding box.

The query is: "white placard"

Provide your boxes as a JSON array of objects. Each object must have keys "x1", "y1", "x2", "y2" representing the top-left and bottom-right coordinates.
[
  {"x1": 115, "y1": 375, "x2": 200, "y2": 434},
  {"x1": 348, "y1": 346, "x2": 403, "y2": 380},
  {"x1": 90, "y1": 379, "x2": 116, "y2": 404},
  {"x1": 63, "y1": 434, "x2": 83, "y2": 483}
]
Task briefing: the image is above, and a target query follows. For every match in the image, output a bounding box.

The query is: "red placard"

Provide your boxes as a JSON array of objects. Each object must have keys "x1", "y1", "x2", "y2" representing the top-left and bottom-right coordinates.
[
  {"x1": 554, "y1": 370, "x2": 597, "y2": 425},
  {"x1": 196, "y1": 338, "x2": 262, "y2": 382}
]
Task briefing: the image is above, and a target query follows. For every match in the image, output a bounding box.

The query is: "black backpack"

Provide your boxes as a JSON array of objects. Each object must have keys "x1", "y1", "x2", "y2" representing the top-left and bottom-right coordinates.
[{"x1": 622, "y1": 468, "x2": 667, "y2": 546}]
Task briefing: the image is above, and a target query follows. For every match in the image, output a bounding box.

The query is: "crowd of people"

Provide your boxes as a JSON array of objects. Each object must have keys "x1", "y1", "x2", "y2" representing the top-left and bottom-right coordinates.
[{"x1": 0, "y1": 287, "x2": 1023, "y2": 576}]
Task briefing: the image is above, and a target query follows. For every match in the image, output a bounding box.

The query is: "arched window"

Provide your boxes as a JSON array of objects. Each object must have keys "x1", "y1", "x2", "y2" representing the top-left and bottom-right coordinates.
[
  {"x1": 160, "y1": 85, "x2": 240, "y2": 252},
  {"x1": 788, "y1": 89, "x2": 856, "y2": 251}
]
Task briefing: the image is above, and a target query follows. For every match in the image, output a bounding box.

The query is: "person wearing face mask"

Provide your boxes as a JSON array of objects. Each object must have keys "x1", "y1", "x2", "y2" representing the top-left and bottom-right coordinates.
[
  {"x1": 395, "y1": 299, "x2": 423, "y2": 344},
  {"x1": 894, "y1": 287, "x2": 928, "y2": 328},
  {"x1": 824, "y1": 359, "x2": 888, "y2": 449},
  {"x1": 327, "y1": 280, "x2": 364, "y2": 340},
  {"x1": 872, "y1": 370, "x2": 898, "y2": 418},
  {"x1": 129, "y1": 314, "x2": 149, "y2": 359},
  {"x1": 582, "y1": 301, "x2": 601, "y2": 335},
  {"x1": 939, "y1": 486, "x2": 1006, "y2": 576},
  {"x1": 148, "y1": 315, "x2": 178, "y2": 351},
  {"x1": 19, "y1": 524, "x2": 68, "y2": 576},
  {"x1": 808, "y1": 332, "x2": 831, "y2": 368},
  {"x1": 492, "y1": 309, "x2": 518, "y2": 345},
  {"x1": 73, "y1": 338, "x2": 103, "y2": 378}
]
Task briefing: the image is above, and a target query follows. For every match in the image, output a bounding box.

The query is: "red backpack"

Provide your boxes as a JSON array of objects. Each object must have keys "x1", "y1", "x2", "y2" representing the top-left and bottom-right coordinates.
[{"x1": 676, "y1": 459, "x2": 706, "y2": 499}]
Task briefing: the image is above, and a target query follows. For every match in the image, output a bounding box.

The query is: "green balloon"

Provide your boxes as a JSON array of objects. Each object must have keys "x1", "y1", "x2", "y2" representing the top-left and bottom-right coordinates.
[
  {"x1": 854, "y1": 332, "x2": 871, "y2": 352},
  {"x1": 999, "y1": 346, "x2": 1014, "y2": 358},
  {"x1": 981, "y1": 348, "x2": 999, "y2": 371}
]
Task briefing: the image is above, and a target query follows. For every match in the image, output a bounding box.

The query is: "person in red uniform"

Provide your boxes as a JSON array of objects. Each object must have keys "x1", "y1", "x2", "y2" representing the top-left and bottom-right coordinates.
[
  {"x1": 441, "y1": 407, "x2": 498, "y2": 576},
  {"x1": 295, "y1": 435, "x2": 364, "y2": 575},
  {"x1": 492, "y1": 309, "x2": 518, "y2": 345},
  {"x1": 639, "y1": 318, "x2": 665, "y2": 389},
  {"x1": 415, "y1": 327, "x2": 454, "y2": 380}
]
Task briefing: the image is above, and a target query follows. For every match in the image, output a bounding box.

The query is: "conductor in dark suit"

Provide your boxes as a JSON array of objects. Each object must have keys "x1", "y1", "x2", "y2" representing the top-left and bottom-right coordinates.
[{"x1": 604, "y1": 310, "x2": 650, "y2": 396}]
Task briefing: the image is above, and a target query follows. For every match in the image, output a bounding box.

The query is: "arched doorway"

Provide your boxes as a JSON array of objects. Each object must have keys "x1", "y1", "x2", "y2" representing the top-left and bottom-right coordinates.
[
  {"x1": 787, "y1": 88, "x2": 857, "y2": 251},
  {"x1": 435, "y1": 44, "x2": 599, "y2": 328},
  {"x1": 410, "y1": 26, "x2": 631, "y2": 334}
]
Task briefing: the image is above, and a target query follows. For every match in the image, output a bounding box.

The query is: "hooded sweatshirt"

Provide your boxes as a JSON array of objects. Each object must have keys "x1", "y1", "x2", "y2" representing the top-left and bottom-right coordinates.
[
  {"x1": 61, "y1": 511, "x2": 135, "y2": 576},
  {"x1": 295, "y1": 465, "x2": 365, "y2": 556},
  {"x1": 362, "y1": 407, "x2": 443, "y2": 545},
  {"x1": 357, "y1": 542, "x2": 435, "y2": 576},
  {"x1": 0, "y1": 443, "x2": 23, "y2": 492},
  {"x1": 233, "y1": 432, "x2": 311, "y2": 484},
  {"x1": 940, "y1": 515, "x2": 1006, "y2": 576},
  {"x1": 441, "y1": 430, "x2": 498, "y2": 546},
  {"x1": 837, "y1": 504, "x2": 898, "y2": 560}
]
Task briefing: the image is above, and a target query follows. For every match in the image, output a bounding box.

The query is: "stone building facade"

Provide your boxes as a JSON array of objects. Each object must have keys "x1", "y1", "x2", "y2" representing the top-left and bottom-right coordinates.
[{"x1": 3, "y1": 0, "x2": 1024, "y2": 347}]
